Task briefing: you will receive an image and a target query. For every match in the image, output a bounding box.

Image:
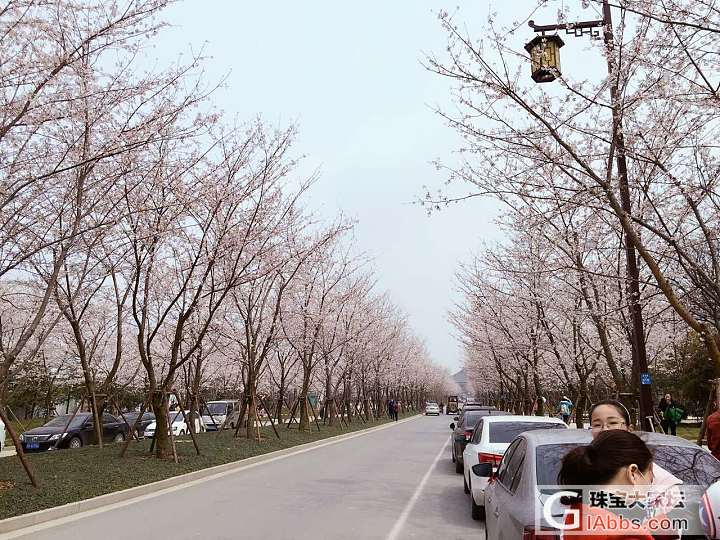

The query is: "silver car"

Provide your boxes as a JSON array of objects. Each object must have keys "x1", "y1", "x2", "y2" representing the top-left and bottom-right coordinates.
[{"x1": 479, "y1": 429, "x2": 720, "y2": 540}]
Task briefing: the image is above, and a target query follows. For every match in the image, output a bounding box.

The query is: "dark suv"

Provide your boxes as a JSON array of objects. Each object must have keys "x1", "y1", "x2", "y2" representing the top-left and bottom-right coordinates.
[
  {"x1": 20, "y1": 412, "x2": 130, "y2": 452},
  {"x1": 450, "y1": 408, "x2": 508, "y2": 473}
]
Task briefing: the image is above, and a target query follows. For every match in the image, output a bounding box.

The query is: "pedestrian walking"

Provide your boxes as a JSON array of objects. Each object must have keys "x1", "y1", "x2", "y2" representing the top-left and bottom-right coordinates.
[
  {"x1": 658, "y1": 393, "x2": 684, "y2": 436},
  {"x1": 439, "y1": 402, "x2": 444, "y2": 414},
  {"x1": 558, "y1": 395, "x2": 573, "y2": 424},
  {"x1": 707, "y1": 401, "x2": 720, "y2": 461},
  {"x1": 392, "y1": 400, "x2": 399, "y2": 421},
  {"x1": 387, "y1": 399, "x2": 394, "y2": 419}
]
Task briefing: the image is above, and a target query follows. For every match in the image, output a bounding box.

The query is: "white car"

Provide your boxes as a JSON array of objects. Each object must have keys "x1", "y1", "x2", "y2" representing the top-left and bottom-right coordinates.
[
  {"x1": 425, "y1": 402, "x2": 440, "y2": 416},
  {"x1": 462, "y1": 415, "x2": 566, "y2": 520},
  {"x1": 0, "y1": 418, "x2": 5, "y2": 452},
  {"x1": 201, "y1": 400, "x2": 241, "y2": 431},
  {"x1": 144, "y1": 410, "x2": 206, "y2": 438}
]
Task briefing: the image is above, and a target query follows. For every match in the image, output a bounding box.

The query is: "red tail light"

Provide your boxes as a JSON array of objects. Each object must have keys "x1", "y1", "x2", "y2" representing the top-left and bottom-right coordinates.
[
  {"x1": 464, "y1": 430, "x2": 473, "y2": 441},
  {"x1": 478, "y1": 452, "x2": 503, "y2": 466},
  {"x1": 522, "y1": 527, "x2": 560, "y2": 540}
]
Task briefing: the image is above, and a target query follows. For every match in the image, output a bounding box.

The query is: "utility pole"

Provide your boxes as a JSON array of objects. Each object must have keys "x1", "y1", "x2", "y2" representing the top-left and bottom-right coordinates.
[{"x1": 526, "y1": 0, "x2": 654, "y2": 429}]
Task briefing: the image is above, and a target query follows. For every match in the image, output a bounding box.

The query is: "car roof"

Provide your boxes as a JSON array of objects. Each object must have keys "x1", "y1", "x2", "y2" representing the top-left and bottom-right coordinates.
[
  {"x1": 519, "y1": 428, "x2": 701, "y2": 449},
  {"x1": 481, "y1": 415, "x2": 566, "y2": 424}
]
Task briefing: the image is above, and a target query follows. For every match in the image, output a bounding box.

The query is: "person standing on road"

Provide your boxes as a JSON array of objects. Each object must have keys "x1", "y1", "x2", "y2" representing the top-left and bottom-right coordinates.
[
  {"x1": 707, "y1": 401, "x2": 720, "y2": 461},
  {"x1": 559, "y1": 396, "x2": 573, "y2": 424},
  {"x1": 392, "y1": 400, "x2": 399, "y2": 421},
  {"x1": 658, "y1": 393, "x2": 684, "y2": 436},
  {"x1": 387, "y1": 399, "x2": 394, "y2": 419}
]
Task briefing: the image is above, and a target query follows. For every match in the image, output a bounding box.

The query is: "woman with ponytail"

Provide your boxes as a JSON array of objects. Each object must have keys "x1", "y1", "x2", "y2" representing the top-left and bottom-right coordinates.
[{"x1": 558, "y1": 430, "x2": 656, "y2": 539}]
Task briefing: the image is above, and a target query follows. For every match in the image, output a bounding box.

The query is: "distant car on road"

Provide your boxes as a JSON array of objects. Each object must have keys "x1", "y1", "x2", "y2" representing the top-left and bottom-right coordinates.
[
  {"x1": 201, "y1": 400, "x2": 241, "y2": 431},
  {"x1": 144, "y1": 411, "x2": 206, "y2": 438},
  {"x1": 462, "y1": 415, "x2": 566, "y2": 520},
  {"x1": 446, "y1": 396, "x2": 459, "y2": 415},
  {"x1": 425, "y1": 402, "x2": 440, "y2": 416},
  {"x1": 121, "y1": 411, "x2": 155, "y2": 439},
  {"x1": 19, "y1": 413, "x2": 129, "y2": 451},
  {"x1": 450, "y1": 409, "x2": 509, "y2": 473},
  {"x1": 479, "y1": 429, "x2": 720, "y2": 540}
]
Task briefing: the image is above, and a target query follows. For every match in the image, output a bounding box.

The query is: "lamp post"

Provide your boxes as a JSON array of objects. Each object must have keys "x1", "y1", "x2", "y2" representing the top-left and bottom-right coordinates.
[{"x1": 525, "y1": 0, "x2": 654, "y2": 431}]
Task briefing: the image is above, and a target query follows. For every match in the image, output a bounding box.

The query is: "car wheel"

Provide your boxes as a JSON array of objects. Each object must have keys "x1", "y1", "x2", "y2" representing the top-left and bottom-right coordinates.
[
  {"x1": 455, "y1": 458, "x2": 463, "y2": 474},
  {"x1": 68, "y1": 437, "x2": 82, "y2": 449},
  {"x1": 180, "y1": 430, "x2": 186, "y2": 436},
  {"x1": 464, "y1": 473, "x2": 470, "y2": 494},
  {"x1": 470, "y1": 483, "x2": 486, "y2": 521}
]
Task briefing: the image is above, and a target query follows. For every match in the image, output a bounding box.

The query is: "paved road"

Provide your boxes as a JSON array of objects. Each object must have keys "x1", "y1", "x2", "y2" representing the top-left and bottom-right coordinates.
[{"x1": 8, "y1": 414, "x2": 483, "y2": 540}]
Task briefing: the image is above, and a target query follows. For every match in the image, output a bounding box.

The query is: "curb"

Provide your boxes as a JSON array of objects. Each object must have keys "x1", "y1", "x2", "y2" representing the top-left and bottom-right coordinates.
[{"x1": 0, "y1": 414, "x2": 421, "y2": 536}]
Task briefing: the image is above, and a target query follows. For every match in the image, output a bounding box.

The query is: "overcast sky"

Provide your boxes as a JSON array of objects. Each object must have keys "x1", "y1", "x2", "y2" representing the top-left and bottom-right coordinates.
[{"x1": 156, "y1": 1, "x2": 601, "y2": 373}]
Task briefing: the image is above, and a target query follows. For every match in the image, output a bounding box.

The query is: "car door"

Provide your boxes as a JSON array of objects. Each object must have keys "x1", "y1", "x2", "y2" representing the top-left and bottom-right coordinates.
[
  {"x1": 492, "y1": 438, "x2": 527, "y2": 540},
  {"x1": 451, "y1": 413, "x2": 464, "y2": 458},
  {"x1": 463, "y1": 419, "x2": 484, "y2": 483},
  {"x1": 102, "y1": 413, "x2": 120, "y2": 442},
  {"x1": 485, "y1": 438, "x2": 520, "y2": 539}
]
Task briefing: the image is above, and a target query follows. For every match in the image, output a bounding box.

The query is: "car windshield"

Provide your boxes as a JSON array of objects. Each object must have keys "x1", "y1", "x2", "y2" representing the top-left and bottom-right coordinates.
[
  {"x1": 462, "y1": 412, "x2": 489, "y2": 427},
  {"x1": 489, "y1": 422, "x2": 565, "y2": 443},
  {"x1": 203, "y1": 403, "x2": 229, "y2": 415},
  {"x1": 536, "y1": 442, "x2": 720, "y2": 489},
  {"x1": 43, "y1": 415, "x2": 89, "y2": 429}
]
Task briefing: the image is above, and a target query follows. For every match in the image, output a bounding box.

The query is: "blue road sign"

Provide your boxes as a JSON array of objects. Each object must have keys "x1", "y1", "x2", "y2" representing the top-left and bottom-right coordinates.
[{"x1": 640, "y1": 372, "x2": 652, "y2": 385}]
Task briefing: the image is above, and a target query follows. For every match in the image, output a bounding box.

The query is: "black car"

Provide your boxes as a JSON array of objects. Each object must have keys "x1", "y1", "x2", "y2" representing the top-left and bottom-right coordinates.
[
  {"x1": 19, "y1": 412, "x2": 130, "y2": 452},
  {"x1": 450, "y1": 409, "x2": 508, "y2": 473},
  {"x1": 120, "y1": 411, "x2": 156, "y2": 439}
]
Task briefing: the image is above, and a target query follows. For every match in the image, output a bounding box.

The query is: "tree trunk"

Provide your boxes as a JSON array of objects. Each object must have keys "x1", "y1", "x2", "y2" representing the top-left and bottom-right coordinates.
[
  {"x1": 152, "y1": 392, "x2": 171, "y2": 459},
  {"x1": 298, "y1": 371, "x2": 311, "y2": 431}
]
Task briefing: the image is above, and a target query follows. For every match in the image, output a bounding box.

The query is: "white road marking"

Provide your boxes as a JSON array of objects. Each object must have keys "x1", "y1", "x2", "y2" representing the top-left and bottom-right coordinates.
[
  {"x1": 0, "y1": 415, "x2": 423, "y2": 539},
  {"x1": 385, "y1": 437, "x2": 449, "y2": 540}
]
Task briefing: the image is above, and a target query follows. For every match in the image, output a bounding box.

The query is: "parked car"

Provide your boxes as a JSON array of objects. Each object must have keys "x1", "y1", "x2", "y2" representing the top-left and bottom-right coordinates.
[
  {"x1": 201, "y1": 400, "x2": 241, "y2": 431},
  {"x1": 121, "y1": 411, "x2": 156, "y2": 439},
  {"x1": 479, "y1": 429, "x2": 720, "y2": 539},
  {"x1": 462, "y1": 415, "x2": 566, "y2": 520},
  {"x1": 0, "y1": 418, "x2": 5, "y2": 452},
  {"x1": 425, "y1": 402, "x2": 440, "y2": 416},
  {"x1": 450, "y1": 409, "x2": 509, "y2": 473},
  {"x1": 462, "y1": 404, "x2": 497, "y2": 412},
  {"x1": 144, "y1": 410, "x2": 206, "y2": 438},
  {"x1": 19, "y1": 412, "x2": 129, "y2": 452}
]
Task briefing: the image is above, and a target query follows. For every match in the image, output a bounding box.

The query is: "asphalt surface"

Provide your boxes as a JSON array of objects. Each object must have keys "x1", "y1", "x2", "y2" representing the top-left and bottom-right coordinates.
[{"x1": 7, "y1": 414, "x2": 483, "y2": 540}]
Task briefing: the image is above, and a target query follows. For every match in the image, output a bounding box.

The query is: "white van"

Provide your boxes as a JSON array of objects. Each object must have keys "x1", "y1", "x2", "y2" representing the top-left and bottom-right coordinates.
[{"x1": 201, "y1": 400, "x2": 241, "y2": 431}]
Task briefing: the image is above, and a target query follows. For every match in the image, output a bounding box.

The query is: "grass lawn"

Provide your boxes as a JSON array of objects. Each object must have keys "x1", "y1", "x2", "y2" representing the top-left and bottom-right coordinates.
[
  {"x1": 0, "y1": 412, "x2": 414, "y2": 520},
  {"x1": 676, "y1": 423, "x2": 701, "y2": 442}
]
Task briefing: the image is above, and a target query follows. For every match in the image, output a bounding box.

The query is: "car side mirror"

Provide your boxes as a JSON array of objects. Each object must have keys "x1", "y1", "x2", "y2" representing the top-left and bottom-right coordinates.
[
  {"x1": 449, "y1": 423, "x2": 455, "y2": 430},
  {"x1": 472, "y1": 463, "x2": 494, "y2": 477},
  {"x1": 83, "y1": 422, "x2": 94, "y2": 430}
]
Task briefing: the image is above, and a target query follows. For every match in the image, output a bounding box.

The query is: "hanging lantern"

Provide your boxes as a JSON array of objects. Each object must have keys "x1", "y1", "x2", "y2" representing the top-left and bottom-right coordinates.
[{"x1": 524, "y1": 34, "x2": 564, "y2": 83}]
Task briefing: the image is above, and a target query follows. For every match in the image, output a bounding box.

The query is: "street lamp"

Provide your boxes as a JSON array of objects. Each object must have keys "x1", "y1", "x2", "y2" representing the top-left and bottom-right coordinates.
[
  {"x1": 524, "y1": 1, "x2": 654, "y2": 432},
  {"x1": 524, "y1": 34, "x2": 565, "y2": 83}
]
